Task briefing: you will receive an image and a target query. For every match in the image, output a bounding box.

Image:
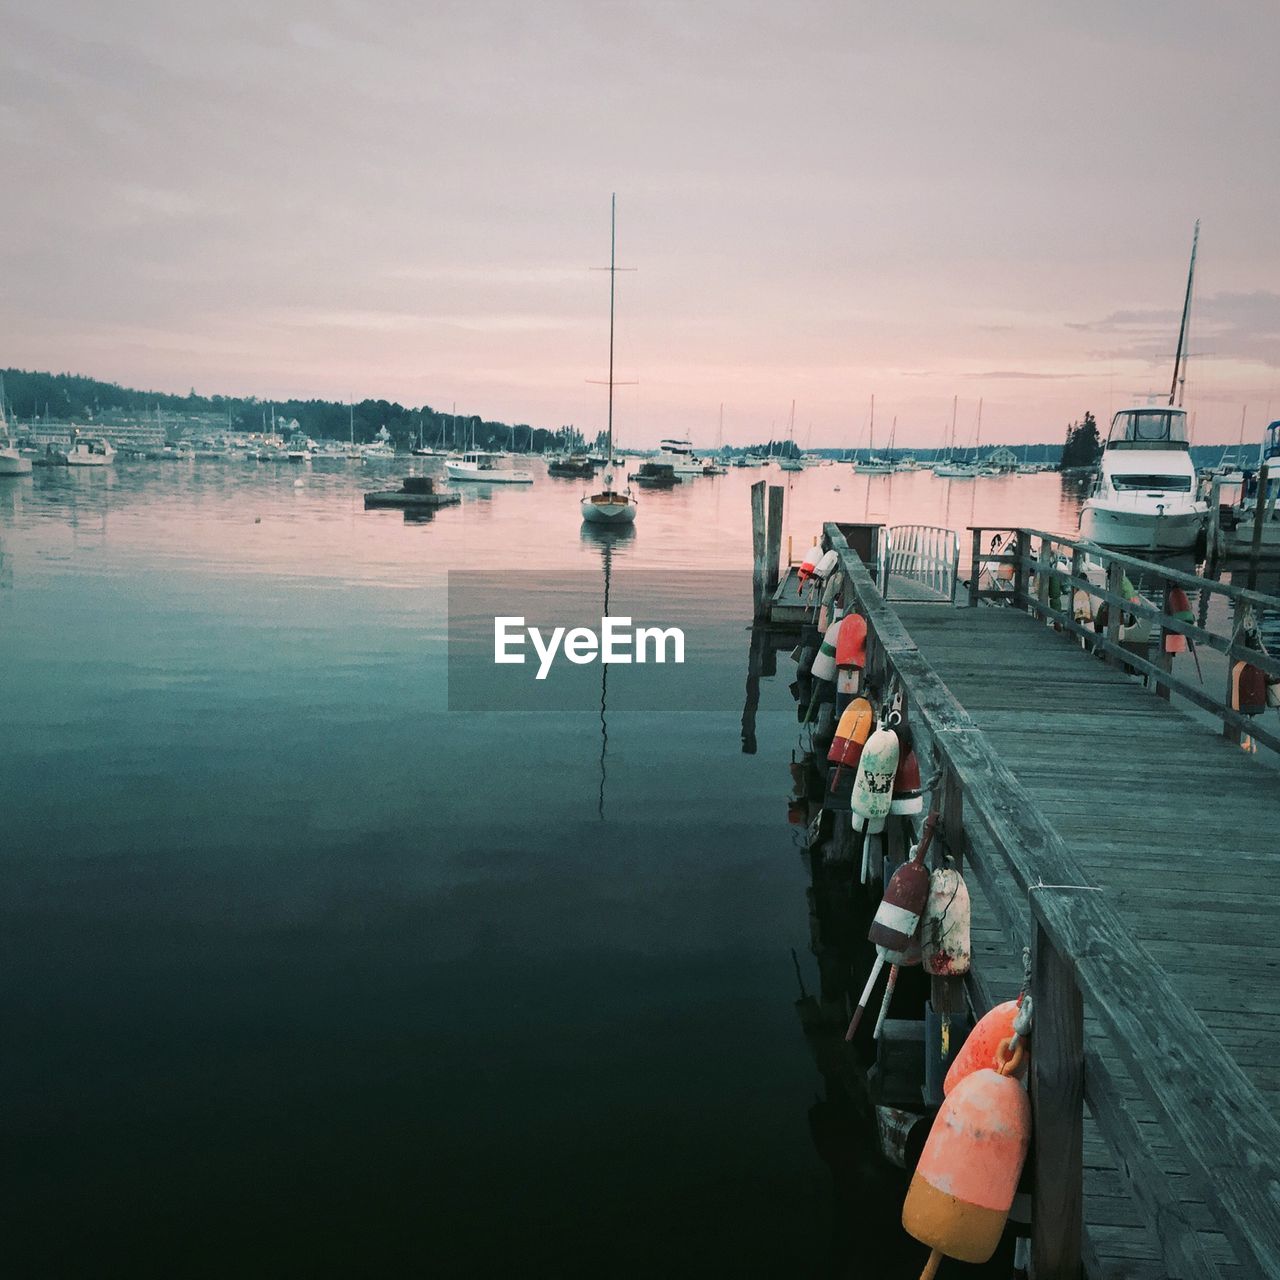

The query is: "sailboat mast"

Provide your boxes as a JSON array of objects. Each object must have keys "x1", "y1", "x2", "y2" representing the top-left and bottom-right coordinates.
[
  {"x1": 607, "y1": 192, "x2": 616, "y2": 464},
  {"x1": 950, "y1": 394, "x2": 957, "y2": 461},
  {"x1": 1169, "y1": 219, "x2": 1200, "y2": 407}
]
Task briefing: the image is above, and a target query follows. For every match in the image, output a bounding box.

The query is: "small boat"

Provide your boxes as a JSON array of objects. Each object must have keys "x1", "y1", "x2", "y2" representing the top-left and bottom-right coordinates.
[
  {"x1": 630, "y1": 462, "x2": 679, "y2": 488},
  {"x1": 0, "y1": 443, "x2": 32, "y2": 476},
  {"x1": 548, "y1": 454, "x2": 597, "y2": 478},
  {"x1": 655, "y1": 437, "x2": 705, "y2": 476},
  {"x1": 1079, "y1": 405, "x2": 1207, "y2": 550},
  {"x1": 364, "y1": 474, "x2": 460, "y2": 509},
  {"x1": 1080, "y1": 226, "x2": 1209, "y2": 553},
  {"x1": 447, "y1": 450, "x2": 533, "y2": 483},
  {"x1": 855, "y1": 456, "x2": 894, "y2": 474},
  {"x1": 0, "y1": 388, "x2": 31, "y2": 475},
  {"x1": 934, "y1": 461, "x2": 981, "y2": 479},
  {"x1": 66, "y1": 437, "x2": 116, "y2": 467},
  {"x1": 581, "y1": 194, "x2": 637, "y2": 526}
]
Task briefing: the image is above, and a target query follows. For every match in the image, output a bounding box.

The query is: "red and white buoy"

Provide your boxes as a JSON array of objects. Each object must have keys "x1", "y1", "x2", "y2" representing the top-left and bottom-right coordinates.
[
  {"x1": 797, "y1": 542, "x2": 822, "y2": 586},
  {"x1": 845, "y1": 814, "x2": 937, "y2": 1041}
]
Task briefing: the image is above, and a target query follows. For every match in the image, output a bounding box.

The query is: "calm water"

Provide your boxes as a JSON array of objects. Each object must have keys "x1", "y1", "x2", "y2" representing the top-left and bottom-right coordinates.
[{"x1": 2, "y1": 459, "x2": 1085, "y2": 1277}]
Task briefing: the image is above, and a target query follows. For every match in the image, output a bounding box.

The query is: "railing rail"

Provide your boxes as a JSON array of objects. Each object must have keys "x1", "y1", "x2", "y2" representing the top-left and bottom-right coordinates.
[
  {"x1": 964, "y1": 525, "x2": 1280, "y2": 754},
  {"x1": 825, "y1": 520, "x2": 1280, "y2": 1280},
  {"x1": 884, "y1": 523, "x2": 960, "y2": 602}
]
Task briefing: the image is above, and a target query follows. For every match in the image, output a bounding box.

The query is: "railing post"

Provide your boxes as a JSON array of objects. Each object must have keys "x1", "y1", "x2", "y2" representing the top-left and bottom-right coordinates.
[
  {"x1": 1013, "y1": 529, "x2": 1032, "y2": 608},
  {"x1": 1031, "y1": 916, "x2": 1084, "y2": 1279},
  {"x1": 1036, "y1": 538, "x2": 1052, "y2": 614},
  {"x1": 1103, "y1": 560, "x2": 1124, "y2": 664},
  {"x1": 969, "y1": 528, "x2": 983, "y2": 607},
  {"x1": 1224, "y1": 597, "x2": 1242, "y2": 744},
  {"x1": 1156, "y1": 583, "x2": 1175, "y2": 701}
]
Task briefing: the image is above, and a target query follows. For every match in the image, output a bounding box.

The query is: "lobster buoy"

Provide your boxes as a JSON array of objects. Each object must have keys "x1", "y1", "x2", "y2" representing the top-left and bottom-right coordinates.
[
  {"x1": 810, "y1": 617, "x2": 843, "y2": 684},
  {"x1": 944, "y1": 999, "x2": 1022, "y2": 1095},
  {"x1": 902, "y1": 1066, "x2": 1031, "y2": 1270},
  {"x1": 835, "y1": 612, "x2": 867, "y2": 670},
  {"x1": 890, "y1": 743, "x2": 923, "y2": 816},
  {"x1": 1165, "y1": 585, "x2": 1193, "y2": 653},
  {"x1": 923, "y1": 868, "x2": 971, "y2": 1058},
  {"x1": 797, "y1": 543, "x2": 822, "y2": 586},
  {"x1": 845, "y1": 815, "x2": 937, "y2": 1041},
  {"x1": 811, "y1": 547, "x2": 839, "y2": 587},
  {"x1": 850, "y1": 721, "x2": 900, "y2": 834},
  {"x1": 1232, "y1": 661, "x2": 1268, "y2": 716},
  {"x1": 827, "y1": 697, "x2": 874, "y2": 784}
]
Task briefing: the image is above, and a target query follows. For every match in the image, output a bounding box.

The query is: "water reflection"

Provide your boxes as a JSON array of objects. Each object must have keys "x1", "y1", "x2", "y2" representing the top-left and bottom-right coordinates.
[{"x1": 580, "y1": 522, "x2": 636, "y2": 818}]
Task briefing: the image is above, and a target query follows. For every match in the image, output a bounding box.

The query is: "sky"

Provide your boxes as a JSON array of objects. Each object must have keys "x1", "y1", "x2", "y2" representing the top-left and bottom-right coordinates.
[{"x1": 2, "y1": 0, "x2": 1278, "y2": 448}]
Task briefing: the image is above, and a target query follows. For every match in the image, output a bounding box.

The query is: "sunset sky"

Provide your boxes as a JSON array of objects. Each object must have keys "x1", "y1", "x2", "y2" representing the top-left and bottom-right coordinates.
[{"x1": 3, "y1": 0, "x2": 1278, "y2": 448}]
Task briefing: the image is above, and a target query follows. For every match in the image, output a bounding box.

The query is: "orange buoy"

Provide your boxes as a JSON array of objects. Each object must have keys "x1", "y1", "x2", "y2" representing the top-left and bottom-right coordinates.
[
  {"x1": 902, "y1": 1066, "x2": 1031, "y2": 1268},
  {"x1": 827, "y1": 697, "x2": 874, "y2": 784},
  {"x1": 835, "y1": 612, "x2": 867, "y2": 669},
  {"x1": 943, "y1": 999, "x2": 1022, "y2": 1095}
]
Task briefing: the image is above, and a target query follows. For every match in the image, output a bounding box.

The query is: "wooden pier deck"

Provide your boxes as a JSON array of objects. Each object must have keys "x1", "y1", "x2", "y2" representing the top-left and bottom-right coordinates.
[
  {"x1": 900, "y1": 602, "x2": 1280, "y2": 1278},
  {"x1": 819, "y1": 523, "x2": 1280, "y2": 1280}
]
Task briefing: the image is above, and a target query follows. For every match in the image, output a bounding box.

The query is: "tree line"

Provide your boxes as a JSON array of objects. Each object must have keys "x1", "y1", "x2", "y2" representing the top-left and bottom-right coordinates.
[{"x1": 0, "y1": 368, "x2": 583, "y2": 452}]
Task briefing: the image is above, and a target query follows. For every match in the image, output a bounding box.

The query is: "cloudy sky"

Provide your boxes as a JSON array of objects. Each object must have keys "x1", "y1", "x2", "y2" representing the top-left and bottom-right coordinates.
[{"x1": 3, "y1": 0, "x2": 1278, "y2": 447}]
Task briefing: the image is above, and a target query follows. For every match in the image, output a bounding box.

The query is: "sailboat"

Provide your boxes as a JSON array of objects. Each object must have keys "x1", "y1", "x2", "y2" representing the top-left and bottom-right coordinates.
[
  {"x1": 702, "y1": 405, "x2": 729, "y2": 474},
  {"x1": 0, "y1": 376, "x2": 32, "y2": 476},
  {"x1": 778, "y1": 400, "x2": 804, "y2": 471},
  {"x1": 582, "y1": 194, "x2": 638, "y2": 525},
  {"x1": 855, "y1": 395, "x2": 893, "y2": 473},
  {"x1": 935, "y1": 397, "x2": 983, "y2": 478},
  {"x1": 1080, "y1": 223, "x2": 1208, "y2": 551}
]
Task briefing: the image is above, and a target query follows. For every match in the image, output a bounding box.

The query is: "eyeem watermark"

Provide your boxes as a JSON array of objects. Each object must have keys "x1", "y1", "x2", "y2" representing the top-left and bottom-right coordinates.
[{"x1": 495, "y1": 616, "x2": 685, "y2": 680}]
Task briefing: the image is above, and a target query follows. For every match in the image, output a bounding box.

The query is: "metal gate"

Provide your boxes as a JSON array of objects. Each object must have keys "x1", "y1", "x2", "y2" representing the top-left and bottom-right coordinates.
[{"x1": 883, "y1": 524, "x2": 960, "y2": 602}]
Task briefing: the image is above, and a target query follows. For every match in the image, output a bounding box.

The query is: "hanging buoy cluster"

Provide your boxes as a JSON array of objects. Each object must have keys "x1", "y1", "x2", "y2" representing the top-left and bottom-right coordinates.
[{"x1": 783, "y1": 534, "x2": 1034, "y2": 1278}]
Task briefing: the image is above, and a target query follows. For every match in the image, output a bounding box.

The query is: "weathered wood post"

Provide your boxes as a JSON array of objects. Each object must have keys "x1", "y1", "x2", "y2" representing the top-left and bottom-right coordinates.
[
  {"x1": 1031, "y1": 917, "x2": 1084, "y2": 1279},
  {"x1": 1036, "y1": 537, "x2": 1052, "y2": 614},
  {"x1": 1013, "y1": 528, "x2": 1032, "y2": 608},
  {"x1": 1224, "y1": 596, "x2": 1242, "y2": 744},
  {"x1": 750, "y1": 480, "x2": 767, "y2": 620},
  {"x1": 968, "y1": 528, "x2": 984, "y2": 607},
  {"x1": 1103, "y1": 560, "x2": 1124, "y2": 664},
  {"x1": 1156, "y1": 581, "x2": 1175, "y2": 701},
  {"x1": 1247, "y1": 464, "x2": 1270, "y2": 591},
  {"x1": 766, "y1": 484, "x2": 786, "y2": 596}
]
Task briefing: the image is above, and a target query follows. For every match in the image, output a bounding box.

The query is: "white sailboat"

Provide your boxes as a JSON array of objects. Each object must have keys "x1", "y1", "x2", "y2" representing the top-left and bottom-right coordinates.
[
  {"x1": 1080, "y1": 223, "x2": 1209, "y2": 552},
  {"x1": 0, "y1": 377, "x2": 32, "y2": 475},
  {"x1": 582, "y1": 194, "x2": 637, "y2": 525},
  {"x1": 855, "y1": 395, "x2": 893, "y2": 474}
]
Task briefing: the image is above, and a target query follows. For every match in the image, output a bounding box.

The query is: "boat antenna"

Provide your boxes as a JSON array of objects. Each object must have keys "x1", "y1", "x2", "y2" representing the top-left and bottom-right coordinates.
[{"x1": 1169, "y1": 219, "x2": 1200, "y2": 407}]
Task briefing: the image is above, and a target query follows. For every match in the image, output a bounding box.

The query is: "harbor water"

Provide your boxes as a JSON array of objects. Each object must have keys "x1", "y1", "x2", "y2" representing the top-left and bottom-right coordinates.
[{"x1": 0, "y1": 460, "x2": 1153, "y2": 1275}]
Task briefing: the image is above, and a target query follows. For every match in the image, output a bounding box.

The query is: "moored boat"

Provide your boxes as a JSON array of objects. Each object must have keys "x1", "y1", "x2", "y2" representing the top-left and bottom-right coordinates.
[
  {"x1": 66, "y1": 437, "x2": 116, "y2": 467},
  {"x1": 447, "y1": 450, "x2": 533, "y2": 483}
]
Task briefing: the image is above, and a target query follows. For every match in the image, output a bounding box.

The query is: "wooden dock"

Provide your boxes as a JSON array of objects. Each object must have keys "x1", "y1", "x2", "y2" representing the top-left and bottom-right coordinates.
[{"x1": 800, "y1": 522, "x2": 1280, "y2": 1278}]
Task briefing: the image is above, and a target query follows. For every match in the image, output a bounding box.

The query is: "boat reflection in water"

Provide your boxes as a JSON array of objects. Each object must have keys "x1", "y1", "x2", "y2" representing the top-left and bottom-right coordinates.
[{"x1": 581, "y1": 522, "x2": 635, "y2": 818}]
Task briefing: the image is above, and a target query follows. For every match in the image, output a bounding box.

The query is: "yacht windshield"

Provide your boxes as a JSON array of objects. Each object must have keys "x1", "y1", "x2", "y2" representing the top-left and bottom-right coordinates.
[
  {"x1": 1112, "y1": 474, "x2": 1192, "y2": 492},
  {"x1": 1109, "y1": 410, "x2": 1189, "y2": 448}
]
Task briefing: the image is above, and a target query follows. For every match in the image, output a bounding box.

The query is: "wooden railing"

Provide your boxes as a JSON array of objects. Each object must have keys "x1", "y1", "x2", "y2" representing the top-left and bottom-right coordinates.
[
  {"x1": 824, "y1": 521, "x2": 1280, "y2": 1280},
  {"x1": 964, "y1": 526, "x2": 1280, "y2": 755}
]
